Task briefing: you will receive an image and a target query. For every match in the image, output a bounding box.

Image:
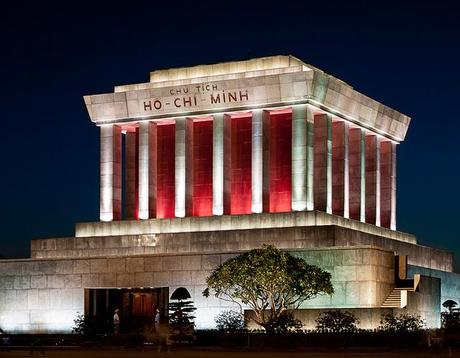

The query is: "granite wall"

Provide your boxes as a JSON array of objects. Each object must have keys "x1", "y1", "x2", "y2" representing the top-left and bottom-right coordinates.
[{"x1": 0, "y1": 246, "x2": 396, "y2": 333}]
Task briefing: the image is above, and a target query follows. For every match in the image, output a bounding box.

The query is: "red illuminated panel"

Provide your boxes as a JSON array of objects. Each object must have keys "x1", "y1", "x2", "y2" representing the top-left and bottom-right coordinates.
[
  {"x1": 380, "y1": 140, "x2": 395, "y2": 228},
  {"x1": 348, "y1": 128, "x2": 362, "y2": 221},
  {"x1": 313, "y1": 114, "x2": 330, "y2": 212},
  {"x1": 125, "y1": 128, "x2": 139, "y2": 219},
  {"x1": 224, "y1": 113, "x2": 252, "y2": 215},
  {"x1": 332, "y1": 121, "x2": 346, "y2": 216},
  {"x1": 263, "y1": 109, "x2": 292, "y2": 213},
  {"x1": 365, "y1": 134, "x2": 377, "y2": 225},
  {"x1": 186, "y1": 118, "x2": 213, "y2": 217},
  {"x1": 149, "y1": 121, "x2": 175, "y2": 218}
]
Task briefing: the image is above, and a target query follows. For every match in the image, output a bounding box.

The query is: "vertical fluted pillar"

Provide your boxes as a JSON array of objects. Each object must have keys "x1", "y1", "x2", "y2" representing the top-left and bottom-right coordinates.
[
  {"x1": 314, "y1": 114, "x2": 332, "y2": 214},
  {"x1": 292, "y1": 105, "x2": 308, "y2": 211},
  {"x1": 213, "y1": 113, "x2": 224, "y2": 215},
  {"x1": 376, "y1": 138, "x2": 381, "y2": 227},
  {"x1": 175, "y1": 117, "x2": 186, "y2": 218},
  {"x1": 251, "y1": 109, "x2": 263, "y2": 213},
  {"x1": 100, "y1": 124, "x2": 122, "y2": 221},
  {"x1": 138, "y1": 121, "x2": 150, "y2": 219},
  {"x1": 360, "y1": 131, "x2": 366, "y2": 223},
  {"x1": 306, "y1": 106, "x2": 314, "y2": 211}
]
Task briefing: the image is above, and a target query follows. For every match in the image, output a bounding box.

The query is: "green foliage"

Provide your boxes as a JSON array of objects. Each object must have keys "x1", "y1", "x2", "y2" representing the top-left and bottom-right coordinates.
[
  {"x1": 203, "y1": 244, "x2": 333, "y2": 334},
  {"x1": 442, "y1": 299, "x2": 458, "y2": 313},
  {"x1": 379, "y1": 312, "x2": 425, "y2": 333},
  {"x1": 169, "y1": 288, "x2": 197, "y2": 340},
  {"x1": 271, "y1": 311, "x2": 303, "y2": 333},
  {"x1": 215, "y1": 310, "x2": 245, "y2": 332},
  {"x1": 72, "y1": 313, "x2": 96, "y2": 336},
  {"x1": 315, "y1": 310, "x2": 360, "y2": 332}
]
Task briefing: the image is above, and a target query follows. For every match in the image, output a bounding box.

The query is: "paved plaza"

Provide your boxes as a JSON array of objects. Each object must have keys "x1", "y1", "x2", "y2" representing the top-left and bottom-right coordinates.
[{"x1": 0, "y1": 348, "x2": 458, "y2": 358}]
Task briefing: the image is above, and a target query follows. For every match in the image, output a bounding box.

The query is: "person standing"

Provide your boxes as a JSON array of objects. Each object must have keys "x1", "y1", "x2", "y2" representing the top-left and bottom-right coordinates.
[
  {"x1": 113, "y1": 309, "x2": 120, "y2": 335},
  {"x1": 154, "y1": 308, "x2": 161, "y2": 333}
]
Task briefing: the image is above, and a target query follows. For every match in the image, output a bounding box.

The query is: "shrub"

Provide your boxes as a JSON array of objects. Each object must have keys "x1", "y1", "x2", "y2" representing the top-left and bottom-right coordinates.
[
  {"x1": 315, "y1": 310, "x2": 360, "y2": 333},
  {"x1": 271, "y1": 311, "x2": 303, "y2": 334},
  {"x1": 379, "y1": 312, "x2": 425, "y2": 333},
  {"x1": 72, "y1": 313, "x2": 97, "y2": 336},
  {"x1": 215, "y1": 310, "x2": 245, "y2": 332}
]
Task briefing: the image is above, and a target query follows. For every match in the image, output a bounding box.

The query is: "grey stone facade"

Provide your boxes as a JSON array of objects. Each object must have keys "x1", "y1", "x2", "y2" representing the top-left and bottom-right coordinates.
[{"x1": 0, "y1": 213, "x2": 457, "y2": 332}]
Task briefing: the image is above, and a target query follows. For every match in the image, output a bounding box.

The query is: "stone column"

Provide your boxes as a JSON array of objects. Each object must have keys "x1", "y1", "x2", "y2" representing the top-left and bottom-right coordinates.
[
  {"x1": 212, "y1": 113, "x2": 224, "y2": 215},
  {"x1": 125, "y1": 128, "x2": 139, "y2": 220},
  {"x1": 306, "y1": 106, "x2": 315, "y2": 211},
  {"x1": 251, "y1": 109, "x2": 263, "y2": 213},
  {"x1": 175, "y1": 117, "x2": 186, "y2": 218},
  {"x1": 292, "y1": 105, "x2": 307, "y2": 211},
  {"x1": 332, "y1": 121, "x2": 349, "y2": 218},
  {"x1": 100, "y1": 124, "x2": 122, "y2": 221},
  {"x1": 360, "y1": 131, "x2": 366, "y2": 222},
  {"x1": 380, "y1": 140, "x2": 396, "y2": 229},
  {"x1": 313, "y1": 114, "x2": 332, "y2": 214},
  {"x1": 138, "y1": 121, "x2": 150, "y2": 219}
]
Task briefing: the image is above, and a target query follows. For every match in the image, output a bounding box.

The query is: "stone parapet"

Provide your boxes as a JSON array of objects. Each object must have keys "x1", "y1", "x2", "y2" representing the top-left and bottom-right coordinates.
[
  {"x1": 74, "y1": 211, "x2": 416, "y2": 243},
  {"x1": 31, "y1": 225, "x2": 451, "y2": 272}
]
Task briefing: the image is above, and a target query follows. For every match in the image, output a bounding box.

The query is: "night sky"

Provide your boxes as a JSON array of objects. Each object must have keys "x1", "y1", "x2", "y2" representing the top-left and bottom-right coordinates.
[{"x1": 0, "y1": 1, "x2": 459, "y2": 268}]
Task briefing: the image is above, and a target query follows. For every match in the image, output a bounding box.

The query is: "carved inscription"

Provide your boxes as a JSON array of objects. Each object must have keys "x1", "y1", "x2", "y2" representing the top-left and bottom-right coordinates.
[{"x1": 142, "y1": 83, "x2": 250, "y2": 112}]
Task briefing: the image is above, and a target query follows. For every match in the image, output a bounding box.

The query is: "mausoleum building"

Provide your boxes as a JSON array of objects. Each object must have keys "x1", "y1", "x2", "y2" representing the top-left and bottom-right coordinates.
[{"x1": 0, "y1": 55, "x2": 459, "y2": 332}]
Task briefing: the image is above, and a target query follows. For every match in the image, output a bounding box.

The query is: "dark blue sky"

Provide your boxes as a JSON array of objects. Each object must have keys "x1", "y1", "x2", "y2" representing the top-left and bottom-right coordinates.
[{"x1": 0, "y1": 1, "x2": 459, "y2": 268}]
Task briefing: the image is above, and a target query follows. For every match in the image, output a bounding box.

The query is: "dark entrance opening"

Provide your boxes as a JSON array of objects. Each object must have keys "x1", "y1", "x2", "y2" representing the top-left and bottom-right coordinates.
[{"x1": 85, "y1": 287, "x2": 169, "y2": 334}]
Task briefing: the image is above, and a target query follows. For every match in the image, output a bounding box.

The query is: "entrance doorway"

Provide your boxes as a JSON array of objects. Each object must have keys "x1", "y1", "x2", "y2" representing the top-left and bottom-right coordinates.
[{"x1": 85, "y1": 287, "x2": 169, "y2": 334}]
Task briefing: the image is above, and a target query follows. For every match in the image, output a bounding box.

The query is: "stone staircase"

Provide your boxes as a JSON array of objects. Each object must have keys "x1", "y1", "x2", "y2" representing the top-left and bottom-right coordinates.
[
  {"x1": 381, "y1": 256, "x2": 420, "y2": 309},
  {"x1": 382, "y1": 288, "x2": 408, "y2": 308}
]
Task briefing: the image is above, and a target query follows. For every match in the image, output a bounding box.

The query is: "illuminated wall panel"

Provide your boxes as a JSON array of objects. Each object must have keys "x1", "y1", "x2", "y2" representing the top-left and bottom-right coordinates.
[
  {"x1": 125, "y1": 128, "x2": 139, "y2": 219},
  {"x1": 224, "y1": 113, "x2": 252, "y2": 215},
  {"x1": 365, "y1": 134, "x2": 379, "y2": 225},
  {"x1": 380, "y1": 140, "x2": 396, "y2": 229},
  {"x1": 150, "y1": 122, "x2": 176, "y2": 218},
  {"x1": 348, "y1": 127, "x2": 362, "y2": 221},
  {"x1": 314, "y1": 114, "x2": 332, "y2": 213},
  {"x1": 263, "y1": 109, "x2": 292, "y2": 213},
  {"x1": 186, "y1": 118, "x2": 213, "y2": 217},
  {"x1": 332, "y1": 121, "x2": 348, "y2": 217}
]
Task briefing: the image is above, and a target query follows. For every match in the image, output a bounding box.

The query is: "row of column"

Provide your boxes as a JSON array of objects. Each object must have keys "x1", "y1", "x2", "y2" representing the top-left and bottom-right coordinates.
[{"x1": 99, "y1": 105, "x2": 397, "y2": 230}]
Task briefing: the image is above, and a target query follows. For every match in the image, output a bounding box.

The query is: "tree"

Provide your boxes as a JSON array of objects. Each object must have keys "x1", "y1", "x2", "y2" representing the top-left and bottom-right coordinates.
[
  {"x1": 315, "y1": 310, "x2": 360, "y2": 332},
  {"x1": 442, "y1": 300, "x2": 460, "y2": 331},
  {"x1": 379, "y1": 312, "x2": 425, "y2": 333},
  {"x1": 169, "y1": 287, "x2": 197, "y2": 341},
  {"x1": 203, "y1": 244, "x2": 333, "y2": 334},
  {"x1": 442, "y1": 300, "x2": 458, "y2": 313}
]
